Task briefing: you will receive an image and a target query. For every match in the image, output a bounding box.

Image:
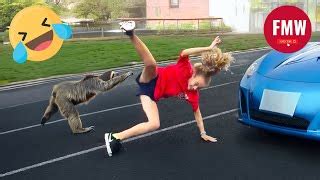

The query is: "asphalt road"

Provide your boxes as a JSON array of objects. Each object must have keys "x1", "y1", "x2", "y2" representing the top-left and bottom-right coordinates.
[{"x1": 2, "y1": 49, "x2": 320, "y2": 180}]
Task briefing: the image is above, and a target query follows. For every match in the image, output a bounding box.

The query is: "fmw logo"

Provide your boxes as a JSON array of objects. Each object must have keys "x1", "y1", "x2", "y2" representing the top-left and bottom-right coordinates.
[
  {"x1": 264, "y1": 6, "x2": 311, "y2": 53},
  {"x1": 273, "y1": 20, "x2": 306, "y2": 36}
]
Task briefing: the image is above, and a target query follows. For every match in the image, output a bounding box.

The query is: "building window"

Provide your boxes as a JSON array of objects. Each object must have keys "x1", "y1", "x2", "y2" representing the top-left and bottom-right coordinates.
[{"x1": 170, "y1": 0, "x2": 179, "y2": 8}]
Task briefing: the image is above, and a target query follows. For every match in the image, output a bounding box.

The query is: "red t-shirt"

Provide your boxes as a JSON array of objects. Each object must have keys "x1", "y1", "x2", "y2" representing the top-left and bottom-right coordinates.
[{"x1": 154, "y1": 53, "x2": 200, "y2": 111}]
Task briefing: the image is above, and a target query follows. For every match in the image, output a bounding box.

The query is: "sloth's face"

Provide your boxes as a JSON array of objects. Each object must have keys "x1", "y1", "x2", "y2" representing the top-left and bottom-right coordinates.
[{"x1": 99, "y1": 71, "x2": 117, "y2": 81}]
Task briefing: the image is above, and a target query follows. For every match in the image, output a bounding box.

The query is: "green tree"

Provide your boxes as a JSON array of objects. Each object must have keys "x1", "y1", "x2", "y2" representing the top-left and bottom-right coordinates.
[
  {"x1": 74, "y1": 0, "x2": 111, "y2": 21},
  {"x1": 0, "y1": 0, "x2": 64, "y2": 31},
  {"x1": 46, "y1": 1, "x2": 68, "y2": 15},
  {"x1": 74, "y1": 0, "x2": 128, "y2": 21},
  {"x1": 125, "y1": 0, "x2": 145, "y2": 18},
  {"x1": 107, "y1": 0, "x2": 126, "y2": 19},
  {"x1": 0, "y1": 2, "x2": 25, "y2": 30}
]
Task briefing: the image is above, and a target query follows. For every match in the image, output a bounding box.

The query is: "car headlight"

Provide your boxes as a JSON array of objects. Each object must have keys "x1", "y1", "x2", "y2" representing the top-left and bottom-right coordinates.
[
  {"x1": 245, "y1": 62, "x2": 259, "y2": 77},
  {"x1": 245, "y1": 54, "x2": 266, "y2": 78}
]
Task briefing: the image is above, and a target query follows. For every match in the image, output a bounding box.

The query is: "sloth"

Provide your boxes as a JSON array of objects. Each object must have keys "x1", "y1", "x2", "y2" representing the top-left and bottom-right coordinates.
[{"x1": 41, "y1": 71, "x2": 133, "y2": 134}]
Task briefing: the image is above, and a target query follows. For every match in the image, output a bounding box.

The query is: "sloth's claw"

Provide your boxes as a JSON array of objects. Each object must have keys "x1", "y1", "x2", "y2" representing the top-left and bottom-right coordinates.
[
  {"x1": 41, "y1": 117, "x2": 48, "y2": 126},
  {"x1": 88, "y1": 126, "x2": 95, "y2": 131}
]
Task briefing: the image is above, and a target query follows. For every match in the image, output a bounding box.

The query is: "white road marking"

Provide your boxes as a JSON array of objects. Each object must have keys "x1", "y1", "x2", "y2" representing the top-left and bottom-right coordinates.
[
  {"x1": 0, "y1": 80, "x2": 239, "y2": 136},
  {"x1": 0, "y1": 60, "x2": 249, "y2": 93},
  {"x1": 0, "y1": 108, "x2": 238, "y2": 178},
  {"x1": 0, "y1": 100, "x2": 46, "y2": 110},
  {"x1": 0, "y1": 60, "x2": 176, "y2": 91},
  {"x1": 0, "y1": 103, "x2": 141, "y2": 135},
  {"x1": 0, "y1": 62, "x2": 247, "y2": 110},
  {"x1": 201, "y1": 81, "x2": 239, "y2": 90}
]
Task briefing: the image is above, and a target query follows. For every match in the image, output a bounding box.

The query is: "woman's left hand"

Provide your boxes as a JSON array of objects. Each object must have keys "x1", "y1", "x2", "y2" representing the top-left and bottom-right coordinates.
[
  {"x1": 209, "y1": 36, "x2": 222, "y2": 49},
  {"x1": 201, "y1": 134, "x2": 218, "y2": 142}
]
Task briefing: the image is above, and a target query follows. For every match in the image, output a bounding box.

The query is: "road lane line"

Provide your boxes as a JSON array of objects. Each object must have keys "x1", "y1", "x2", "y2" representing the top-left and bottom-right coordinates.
[
  {"x1": 0, "y1": 101, "x2": 45, "y2": 110},
  {"x1": 201, "y1": 81, "x2": 239, "y2": 90},
  {"x1": 0, "y1": 103, "x2": 141, "y2": 135},
  {"x1": 123, "y1": 108, "x2": 237, "y2": 143},
  {"x1": 0, "y1": 63, "x2": 246, "y2": 110},
  {"x1": 0, "y1": 108, "x2": 238, "y2": 178},
  {"x1": 0, "y1": 81, "x2": 240, "y2": 136},
  {"x1": 0, "y1": 61, "x2": 242, "y2": 91}
]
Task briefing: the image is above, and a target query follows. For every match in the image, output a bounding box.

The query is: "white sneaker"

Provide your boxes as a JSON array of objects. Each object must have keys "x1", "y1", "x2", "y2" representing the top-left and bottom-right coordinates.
[
  {"x1": 104, "y1": 133, "x2": 122, "y2": 157},
  {"x1": 119, "y1": 21, "x2": 136, "y2": 31},
  {"x1": 119, "y1": 21, "x2": 135, "y2": 36}
]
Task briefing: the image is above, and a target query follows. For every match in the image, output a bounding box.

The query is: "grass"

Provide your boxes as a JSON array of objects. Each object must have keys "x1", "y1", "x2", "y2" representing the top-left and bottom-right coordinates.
[{"x1": 0, "y1": 33, "x2": 318, "y2": 84}]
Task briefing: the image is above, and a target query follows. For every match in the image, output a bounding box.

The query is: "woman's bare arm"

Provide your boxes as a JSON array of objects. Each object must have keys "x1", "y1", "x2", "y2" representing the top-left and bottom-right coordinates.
[
  {"x1": 180, "y1": 36, "x2": 222, "y2": 57},
  {"x1": 194, "y1": 108, "x2": 217, "y2": 142}
]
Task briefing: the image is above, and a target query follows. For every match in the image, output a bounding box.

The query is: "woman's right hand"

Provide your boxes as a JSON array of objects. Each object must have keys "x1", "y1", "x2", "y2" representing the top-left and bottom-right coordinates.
[{"x1": 201, "y1": 134, "x2": 218, "y2": 142}]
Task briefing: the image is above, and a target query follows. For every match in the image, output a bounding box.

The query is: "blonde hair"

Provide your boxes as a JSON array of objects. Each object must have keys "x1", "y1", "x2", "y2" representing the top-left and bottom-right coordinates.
[
  {"x1": 194, "y1": 47, "x2": 235, "y2": 76},
  {"x1": 202, "y1": 47, "x2": 234, "y2": 71}
]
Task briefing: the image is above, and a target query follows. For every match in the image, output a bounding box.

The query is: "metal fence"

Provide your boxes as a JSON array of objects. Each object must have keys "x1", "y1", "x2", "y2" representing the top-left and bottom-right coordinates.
[
  {"x1": 1, "y1": 18, "x2": 229, "y2": 42},
  {"x1": 71, "y1": 18, "x2": 229, "y2": 39}
]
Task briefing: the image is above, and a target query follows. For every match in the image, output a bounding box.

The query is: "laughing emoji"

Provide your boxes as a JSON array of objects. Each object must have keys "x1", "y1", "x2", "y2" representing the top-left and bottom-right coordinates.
[{"x1": 9, "y1": 6, "x2": 72, "y2": 64}]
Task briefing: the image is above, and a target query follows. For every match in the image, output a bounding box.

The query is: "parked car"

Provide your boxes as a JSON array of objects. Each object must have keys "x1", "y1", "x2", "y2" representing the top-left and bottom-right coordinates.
[{"x1": 238, "y1": 42, "x2": 320, "y2": 140}]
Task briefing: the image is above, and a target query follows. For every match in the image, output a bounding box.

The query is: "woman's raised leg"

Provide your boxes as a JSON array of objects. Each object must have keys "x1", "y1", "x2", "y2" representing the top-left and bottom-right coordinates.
[
  {"x1": 104, "y1": 31, "x2": 160, "y2": 157},
  {"x1": 130, "y1": 35, "x2": 157, "y2": 83}
]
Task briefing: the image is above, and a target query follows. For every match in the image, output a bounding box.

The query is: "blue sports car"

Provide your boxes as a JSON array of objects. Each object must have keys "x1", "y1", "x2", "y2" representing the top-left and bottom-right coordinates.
[{"x1": 238, "y1": 42, "x2": 320, "y2": 140}]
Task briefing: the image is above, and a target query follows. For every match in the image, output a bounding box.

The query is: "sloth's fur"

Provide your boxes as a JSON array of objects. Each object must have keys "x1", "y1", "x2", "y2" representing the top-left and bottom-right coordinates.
[{"x1": 41, "y1": 71, "x2": 133, "y2": 134}]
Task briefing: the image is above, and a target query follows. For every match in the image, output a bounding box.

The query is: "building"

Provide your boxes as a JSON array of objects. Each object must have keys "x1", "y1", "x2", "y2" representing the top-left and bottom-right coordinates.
[
  {"x1": 209, "y1": 0, "x2": 250, "y2": 32},
  {"x1": 146, "y1": 0, "x2": 210, "y2": 19},
  {"x1": 145, "y1": 0, "x2": 320, "y2": 32},
  {"x1": 210, "y1": 0, "x2": 320, "y2": 32}
]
